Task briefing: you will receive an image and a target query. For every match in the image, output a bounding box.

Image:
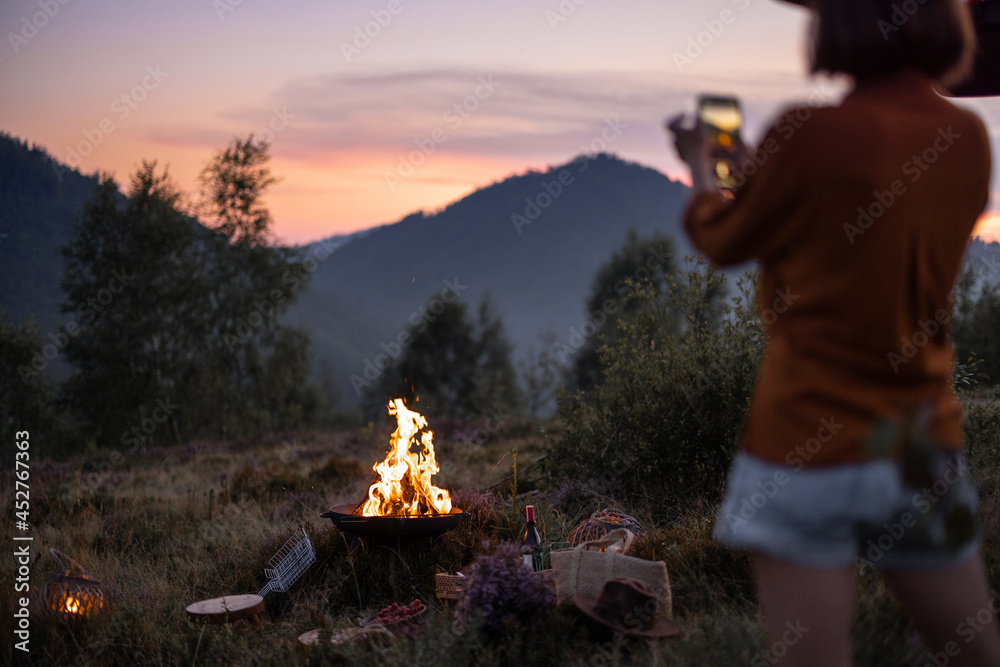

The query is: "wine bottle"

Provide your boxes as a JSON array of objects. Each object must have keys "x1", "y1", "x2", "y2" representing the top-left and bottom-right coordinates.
[{"x1": 522, "y1": 505, "x2": 541, "y2": 569}]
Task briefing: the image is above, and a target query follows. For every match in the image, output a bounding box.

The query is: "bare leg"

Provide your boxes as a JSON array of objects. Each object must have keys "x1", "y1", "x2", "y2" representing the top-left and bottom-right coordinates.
[
  {"x1": 752, "y1": 552, "x2": 856, "y2": 667},
  {"x1": 882, "y1": 551, "x2": 1000, "y2": 667}
]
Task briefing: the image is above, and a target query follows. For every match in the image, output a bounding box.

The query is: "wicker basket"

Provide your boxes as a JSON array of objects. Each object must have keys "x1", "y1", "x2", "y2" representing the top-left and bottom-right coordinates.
[
  {"x1": 434, "y1": 573, "x2": 467, "y2": 600},
  {"x1": 44, "y1": 549, "x2": 104, "y2": 623},
  {"x1": 567, "y1": 508, "x2": 646, "y2": 554},
  {"x1": 435, "y1": 568, "x2": 555, "y2": 600}
]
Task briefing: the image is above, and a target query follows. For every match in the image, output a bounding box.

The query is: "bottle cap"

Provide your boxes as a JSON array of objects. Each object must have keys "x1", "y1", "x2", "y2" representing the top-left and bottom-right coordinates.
[{"x1": 526, "y1": 505, "x2": 535, "y2": 522}]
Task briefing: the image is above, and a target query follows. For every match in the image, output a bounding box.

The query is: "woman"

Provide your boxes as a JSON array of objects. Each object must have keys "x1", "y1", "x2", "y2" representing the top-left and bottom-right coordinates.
[{"x1": 670, "y1": 1, "x2": 999, "y2": 665}]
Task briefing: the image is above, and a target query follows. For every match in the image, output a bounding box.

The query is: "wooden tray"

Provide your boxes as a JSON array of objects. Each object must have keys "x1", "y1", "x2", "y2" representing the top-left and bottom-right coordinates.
[{"x1": 186, "y1": 594, "x2": 264, "y2": 628}]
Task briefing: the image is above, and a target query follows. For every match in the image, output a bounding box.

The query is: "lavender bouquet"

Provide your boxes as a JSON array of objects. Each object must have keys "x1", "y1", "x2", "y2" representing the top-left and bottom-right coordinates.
[{"x1": 455, "y1": 542, "x2": 556, "y2": 635}]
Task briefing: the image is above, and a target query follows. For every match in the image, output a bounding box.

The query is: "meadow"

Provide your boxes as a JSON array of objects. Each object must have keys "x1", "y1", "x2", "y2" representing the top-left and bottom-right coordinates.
[{"x1": 3, "y1": 401, "x2": 1000, "y2": 666}]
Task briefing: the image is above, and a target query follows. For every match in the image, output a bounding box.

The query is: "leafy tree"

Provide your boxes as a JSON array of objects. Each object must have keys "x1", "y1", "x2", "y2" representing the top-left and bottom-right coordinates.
[
  {"x1": 546, "y1": 262, "x2": 763, "y2": 512},
  {"x1": 60, "y1": 137, "x2": 324, "y2": 447},
  {"x1": 197, "y1": 135, "x2": 279, "y2": 247},
  {"x1": 365, "y1": 295, "x2": 522, "y2": 419},
  {"x1": 569, "y1": 229, "x2": 678, "y2": 391},
  {"x1": 519, "y1": 330, "x2": 566, "y2": 418},
  {"x1": 60, "y1": 164, "x2": 196, "y2": 444},
  {"x1": 469, "y1": 296, "x2": 522, "y2": 416},
  {"x1": 1, "y1": 311, "x2": 54, "y2": 449},
  {"x1": 953, "y1": 267, "x2": 1000, "y2": 387}
]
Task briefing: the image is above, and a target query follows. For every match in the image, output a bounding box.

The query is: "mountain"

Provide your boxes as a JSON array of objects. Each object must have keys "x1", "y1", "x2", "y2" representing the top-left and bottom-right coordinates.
[
  {"x1": 0, "y1": 133, "x2": 395, "y2": 393},
  {"x1": 290, "y1": 153, "x2": 694, "y2": 405},
  {"x1": 5, "y1": 132, "x2": 998, "y2": 411}
]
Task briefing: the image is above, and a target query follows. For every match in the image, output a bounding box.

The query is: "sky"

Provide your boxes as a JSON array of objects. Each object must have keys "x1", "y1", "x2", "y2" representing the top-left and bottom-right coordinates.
[{"x1": 2, "y1": 0, "x2": 999, "y2": 245}]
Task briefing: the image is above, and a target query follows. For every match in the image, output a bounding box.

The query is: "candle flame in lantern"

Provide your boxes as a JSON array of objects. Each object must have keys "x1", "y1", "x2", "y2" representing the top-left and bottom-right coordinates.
[
  {"x1": 63, "y1": 594, "x2": 81, "y2": 614},
  {"x1": 360, "y1": 399, "x2": 452, "y2": 517}
]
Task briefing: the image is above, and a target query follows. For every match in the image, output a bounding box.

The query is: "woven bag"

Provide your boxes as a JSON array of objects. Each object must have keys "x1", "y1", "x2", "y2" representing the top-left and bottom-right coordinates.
[{"x1": 550, "y1": 529, "x2": 672, "y2": 618}]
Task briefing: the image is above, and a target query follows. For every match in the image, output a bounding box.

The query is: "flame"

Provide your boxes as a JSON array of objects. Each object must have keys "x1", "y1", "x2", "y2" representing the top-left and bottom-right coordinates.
[
  {"x1": 360, "y1": 399, "x2": 452, "y2": 517},
  {"x1": 62, "y1": 594, "x2": 81, "y2": 614}
]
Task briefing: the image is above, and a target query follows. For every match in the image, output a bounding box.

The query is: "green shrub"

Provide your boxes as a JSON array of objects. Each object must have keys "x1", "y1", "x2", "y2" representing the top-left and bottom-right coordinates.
[{"x1": 544, "y1": 261, "x2": 763, "y2": 514}]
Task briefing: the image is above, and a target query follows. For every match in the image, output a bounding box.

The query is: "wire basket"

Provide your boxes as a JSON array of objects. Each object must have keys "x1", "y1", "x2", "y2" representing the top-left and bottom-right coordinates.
[{"x1": 258, "y1": 529, "x2": 315, "y2": 597}]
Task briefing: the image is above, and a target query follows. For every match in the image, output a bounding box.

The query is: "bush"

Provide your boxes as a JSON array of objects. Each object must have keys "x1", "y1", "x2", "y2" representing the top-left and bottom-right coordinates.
[{"x1": 544, "y1": 261, "x2": 763, "y2": 515}]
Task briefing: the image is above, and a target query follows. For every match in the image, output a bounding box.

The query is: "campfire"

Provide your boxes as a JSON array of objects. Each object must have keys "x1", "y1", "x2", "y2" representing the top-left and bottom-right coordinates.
[
  {"x1": 321, "y1": 399, "x2": 463, "y2": 539},
  {"x1": 359, "y1": 399, "x2": 452, "y2": 517}
]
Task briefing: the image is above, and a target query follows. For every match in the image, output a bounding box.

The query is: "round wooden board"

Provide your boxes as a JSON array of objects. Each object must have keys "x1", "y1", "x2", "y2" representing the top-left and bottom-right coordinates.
[{"x1": 186, "y1": 594, "x2": 264, "y2": 627}]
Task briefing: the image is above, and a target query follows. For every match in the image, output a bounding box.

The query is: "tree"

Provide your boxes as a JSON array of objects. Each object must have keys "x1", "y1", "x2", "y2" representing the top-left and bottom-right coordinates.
[
  {"x1": 953, "y1": 267, "x2": 1000, "y2": 387},
  {"x1": 469, "y1": 296, "x2": 522, "y2": 416},
  {"x1": 1, "y1": 311, "x2": 54, "y2": 449},
  {"x1": 519, "y1": 330, "x2": 566, "y2": 417},
  {"x1": 569, "y1": 229, "x2": 678, "y2": 391},
  {"x1": 364, "y1": 295, "x2": 521, "y2": 419},
  {"x1": 197, "y1": 134, "x2": 278, "y2": 247},
  {"x1": 61, "y1": 164, "x2": 196, "y2": 444},
  {"x1": 545, "y1": 263, "x2": 763, "y2": 511},
  {"x1": 60, "y1": 138, "x2": 323, "y2": 447}
]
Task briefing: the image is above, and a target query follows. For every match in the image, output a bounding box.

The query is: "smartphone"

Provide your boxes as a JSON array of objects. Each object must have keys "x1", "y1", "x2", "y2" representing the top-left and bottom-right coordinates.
[{"x1": 698, "y1": 95, "x2": 743, "y2": 191}]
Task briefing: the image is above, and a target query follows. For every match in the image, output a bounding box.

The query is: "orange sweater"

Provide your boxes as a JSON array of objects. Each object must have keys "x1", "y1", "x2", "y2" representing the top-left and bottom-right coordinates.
[{"x1": 684, "y1": 70, "x2": 992, "y2": 467}]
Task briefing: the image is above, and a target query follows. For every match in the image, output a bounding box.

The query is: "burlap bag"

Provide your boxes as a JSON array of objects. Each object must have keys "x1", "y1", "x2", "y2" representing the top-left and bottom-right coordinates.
[{"x1": 550, "y1": 529, "x2": 672, "y2": 618}]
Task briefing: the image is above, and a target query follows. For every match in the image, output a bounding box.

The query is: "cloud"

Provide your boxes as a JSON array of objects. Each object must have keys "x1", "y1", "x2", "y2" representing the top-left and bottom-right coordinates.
[{"x1": 245, "y1": 68, "x2": 826, "y2": 167}]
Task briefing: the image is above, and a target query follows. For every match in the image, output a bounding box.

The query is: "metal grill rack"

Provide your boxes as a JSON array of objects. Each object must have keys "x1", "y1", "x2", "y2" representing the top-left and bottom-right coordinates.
[{"x1": 258, "y1": 529, "x2": 315, "y2": 597}]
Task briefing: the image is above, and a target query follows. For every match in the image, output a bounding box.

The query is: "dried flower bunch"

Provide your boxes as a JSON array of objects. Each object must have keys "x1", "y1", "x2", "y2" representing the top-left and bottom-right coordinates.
[{"x1": 455, "y1": 542, "x2": 555, "y2": 634}]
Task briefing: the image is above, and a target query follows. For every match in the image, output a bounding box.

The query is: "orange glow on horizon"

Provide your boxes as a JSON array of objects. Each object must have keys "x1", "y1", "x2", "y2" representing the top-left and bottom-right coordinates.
[
  {"x1": 974, "y1": 211, "x2": 1000, "y2": 244},
  {"x1": 266, "y1": 150, "x2": 532, "y2": 244}
]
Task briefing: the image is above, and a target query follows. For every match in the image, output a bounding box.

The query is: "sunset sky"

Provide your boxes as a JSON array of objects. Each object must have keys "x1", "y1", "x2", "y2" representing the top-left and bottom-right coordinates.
[{"x1": 2, "y1": 0, "x2": 999, "y2": 244}]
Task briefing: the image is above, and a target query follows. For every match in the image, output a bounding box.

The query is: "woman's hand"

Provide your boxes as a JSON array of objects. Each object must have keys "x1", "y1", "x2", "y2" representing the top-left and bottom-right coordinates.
[{"x1": 666, "y1": 113, "x2": 717, "y2": 195}]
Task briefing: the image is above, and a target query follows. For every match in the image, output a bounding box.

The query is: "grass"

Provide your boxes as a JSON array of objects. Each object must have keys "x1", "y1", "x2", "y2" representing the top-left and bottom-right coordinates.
[{"x1": 2, "y1": 408, "x2": 1000, "y2": 666}]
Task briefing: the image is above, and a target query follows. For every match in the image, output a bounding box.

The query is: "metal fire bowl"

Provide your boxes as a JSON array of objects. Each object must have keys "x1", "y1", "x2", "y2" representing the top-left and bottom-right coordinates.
[{"x1": 321, "y1": 504, "x2": 464, "y2": 540}]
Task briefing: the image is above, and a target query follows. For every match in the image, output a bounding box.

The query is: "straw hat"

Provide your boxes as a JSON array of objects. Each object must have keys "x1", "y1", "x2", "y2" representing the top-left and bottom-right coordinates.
[{"x1": 572, "y1": 578, "x2": 679, "y2": 638}]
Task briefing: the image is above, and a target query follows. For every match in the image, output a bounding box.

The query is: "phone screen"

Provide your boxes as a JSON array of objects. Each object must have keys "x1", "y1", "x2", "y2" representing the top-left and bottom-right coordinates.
[{"x1": 698, "y1": 95, "x2": 742, "y2": 191}]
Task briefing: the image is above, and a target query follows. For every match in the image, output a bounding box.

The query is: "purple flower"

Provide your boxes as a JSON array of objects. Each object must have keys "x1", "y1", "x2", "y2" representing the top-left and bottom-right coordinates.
[{"x1": 455, "y1": 542, "x2": 555, "y2": 635}]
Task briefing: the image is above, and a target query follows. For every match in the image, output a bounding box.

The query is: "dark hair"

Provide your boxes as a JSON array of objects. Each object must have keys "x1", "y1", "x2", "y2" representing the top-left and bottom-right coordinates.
[{"x1": 809, "y1": 0, "x2": 976, "y2": 87}]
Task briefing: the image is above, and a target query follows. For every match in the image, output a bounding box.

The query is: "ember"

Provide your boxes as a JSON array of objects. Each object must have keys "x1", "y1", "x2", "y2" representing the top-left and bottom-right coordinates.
[{"x1": 359, "y1": 399, "x2": 452, "y2": 517}]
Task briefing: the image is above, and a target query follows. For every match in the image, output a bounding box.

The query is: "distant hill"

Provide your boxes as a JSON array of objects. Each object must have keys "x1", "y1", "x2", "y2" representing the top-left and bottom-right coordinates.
[
  {"x1": 5, "y1": 132, "x2": 999, "y2": 409},
  {"x1": 0, "y1": 133, "x2": 394, "y2": 394},
  {"x1": 0, "y1": 136, "x2": 102, "y2": 333},
  {"x1": 292, "y1": 153, "x2": 694, "y2": 405}
]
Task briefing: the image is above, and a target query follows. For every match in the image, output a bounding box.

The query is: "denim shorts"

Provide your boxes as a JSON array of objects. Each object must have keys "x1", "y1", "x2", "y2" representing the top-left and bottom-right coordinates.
[{"x1": 713, "y1": 451, "x2": 982, "y2": 569}]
